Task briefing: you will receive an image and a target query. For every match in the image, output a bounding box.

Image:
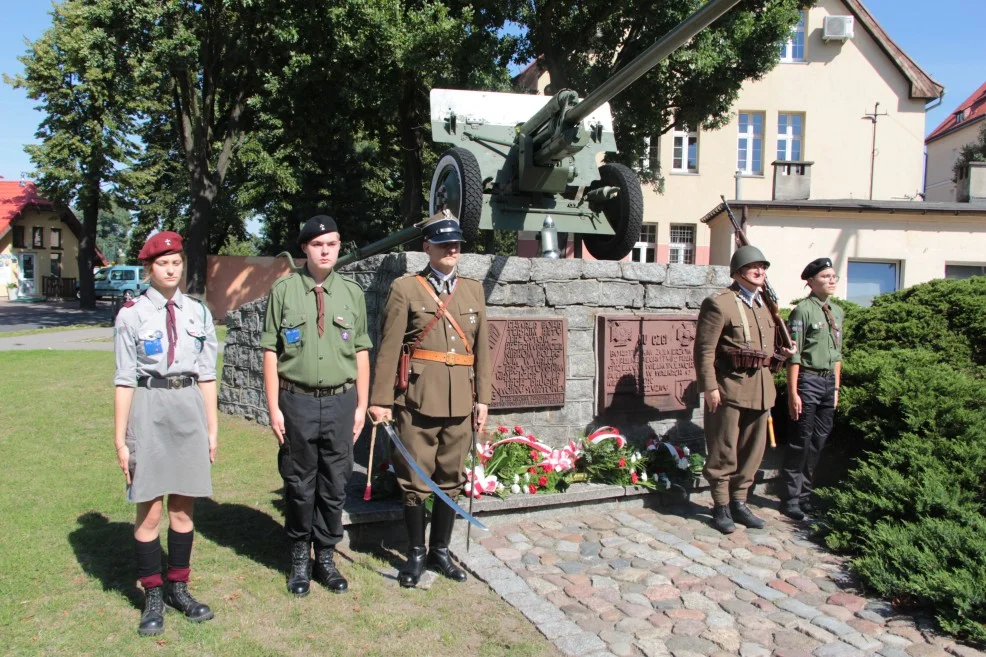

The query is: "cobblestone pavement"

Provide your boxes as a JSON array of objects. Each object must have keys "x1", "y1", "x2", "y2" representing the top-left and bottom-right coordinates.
[{"x1": 450, "y1": 493, "x2": 984, "y2": 657}]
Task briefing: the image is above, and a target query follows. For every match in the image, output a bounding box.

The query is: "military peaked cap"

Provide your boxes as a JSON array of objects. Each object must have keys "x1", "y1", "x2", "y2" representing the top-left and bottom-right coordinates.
[
  {"x1": 298, "y1": 215, "x2": 339, "y2": 245},
  {"x1": 801, "y1": 257, "x2": 834, "y2": 280},
  {"x1": 422, "y1": 217, "x2": 463, "y2": 244},
  {"x1": 138, "y1": 231, "x2": 183, "y2": 261}
]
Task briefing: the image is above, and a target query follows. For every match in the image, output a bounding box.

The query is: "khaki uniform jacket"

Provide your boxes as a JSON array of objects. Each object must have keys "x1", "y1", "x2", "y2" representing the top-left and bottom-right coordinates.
[
  {"x1": 693, "y1": 284, "x2": 777, "y2": 411},
  {"x1": 371, "y1": 270, "x2": 492, "y2": 417}
]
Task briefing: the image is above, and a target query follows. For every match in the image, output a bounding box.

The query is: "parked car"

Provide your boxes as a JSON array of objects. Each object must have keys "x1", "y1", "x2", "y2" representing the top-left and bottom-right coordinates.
[{"x1": 94, "y1": 265, "x2": 148, "y2": 301}]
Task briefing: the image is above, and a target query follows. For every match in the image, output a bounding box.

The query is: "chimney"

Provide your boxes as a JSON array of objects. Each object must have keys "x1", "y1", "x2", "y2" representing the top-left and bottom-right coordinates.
[
  {"x1": 772, "y1": 160, "x2": 813, "y2": 201},
  {"x1": 956, "y1": 162, "x2": 986, "y2": 204}
]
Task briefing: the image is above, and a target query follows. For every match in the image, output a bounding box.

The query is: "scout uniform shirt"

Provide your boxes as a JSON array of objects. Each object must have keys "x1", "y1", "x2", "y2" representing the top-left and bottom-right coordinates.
[
  {"x1": 787, "y1": 294, "x2": 843, "y2": 371},
  {"x1": 370, "y1": 269, "x2": 492, "y2": 418},
  {"x1": 261, "y1": 268, "x2": 371, "y2": 388},
  {"x1": 114, "y1": 287, "x2": 218, "y2": 386},
  {"x1": 693, "y1": 283, "x2": 777, "y2": 411}
]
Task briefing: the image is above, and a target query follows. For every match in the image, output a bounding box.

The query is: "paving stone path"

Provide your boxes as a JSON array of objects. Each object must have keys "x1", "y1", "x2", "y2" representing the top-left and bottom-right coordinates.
[{"x1": 449, "y1": 493, "x2": 984, "y2": 657}]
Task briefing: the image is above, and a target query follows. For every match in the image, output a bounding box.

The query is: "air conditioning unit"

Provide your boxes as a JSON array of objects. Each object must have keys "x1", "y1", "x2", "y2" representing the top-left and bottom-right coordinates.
[{"x1": 823, "y1": 15, "x2": 854, "y2": 41}]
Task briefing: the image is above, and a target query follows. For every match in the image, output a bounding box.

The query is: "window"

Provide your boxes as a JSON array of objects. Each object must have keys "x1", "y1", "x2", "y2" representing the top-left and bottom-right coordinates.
[
  {"x1": 672, "y1": 125, "x2": 699, "y2": 173},
  {"x1": 632, "y1": 224, "x2": 657, "y2": 263},
  {"x1": 737, "y1": 112, "x2": 765, "y2": 175},
  {"x1": 50, "y1": 253, "x2": 62, "y2": 278},
  {"x1": 945, "y1": 264, "x2": 986, "y2": 280},
  {"x1": 32, "y1": 227, "x2": 45, "y2": 248},
  {"x1": 777, "y1": 113, "x2": 804, "y2": 162},
  {"x1": 50, "y1": 228, "x2": 62, "y2": 249},
  {"x1": 111, "y1": 269, "x2": 136, "y2": 282},
  {"x1": 12, "y1": 226, "x2": 25, "y2": 248},
  {"x1": 669, "y1": 225, "x2": 696, "y2": 265},
  {"x1": 779, "y1": 11, "x2": 806, "y2": 63},
  {"x1": 847, "y1": 260, "x2": 900, "y2": 306}
]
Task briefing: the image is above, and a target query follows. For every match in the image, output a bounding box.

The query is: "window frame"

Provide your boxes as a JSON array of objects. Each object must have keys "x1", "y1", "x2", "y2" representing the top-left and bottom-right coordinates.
[
  {"x1": 779, "y1": 11, "x2": 807, "y2": 63},
  {"x1": 50, "y1": 252, "x2": 62, "y2": 278},
  {"x1": 12, "y1": 226, "x2": 26, "y2": 248},
  {"x1": 671, "y1": 125, "x2": 699, "y2": 173},
  {"x1": 847, "y1": 259, "x2": 901, "y2": 307},
  {"x1": 668, "y1": 224, "x2": 696, "y2": 265},
  {"x1": 737, "y1": 111, "x2": 766, "y2": 176},
  {"x1": 944, "y1": 263, "x2": 986, "y2": 280},
  {"x1": 632, "y1": 224, "x2": 657, "y2": 263},
  {"x1": 777, "y1": 112, "x2": 805, "y2": 162},
  {"x1": 50, "y1": 228, "x2": 63, "y2": 250}
]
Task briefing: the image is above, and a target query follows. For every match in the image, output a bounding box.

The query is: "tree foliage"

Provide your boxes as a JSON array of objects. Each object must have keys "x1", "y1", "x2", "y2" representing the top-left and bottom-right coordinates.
[{"x1": 952, "y1": 121, "x2": 986, "y2": 181}]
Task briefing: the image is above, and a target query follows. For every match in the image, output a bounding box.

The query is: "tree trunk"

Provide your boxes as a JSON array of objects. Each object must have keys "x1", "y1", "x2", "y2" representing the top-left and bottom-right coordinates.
[
  {"x1": 185, "y1": 167, "x2": 217, "y2": 295},
  {"x1": 77, "y1": 177, "x2": 100, "y2": 310},
  {"x1": 398, "y1": 77, "x2": 425, "y2": 235}
]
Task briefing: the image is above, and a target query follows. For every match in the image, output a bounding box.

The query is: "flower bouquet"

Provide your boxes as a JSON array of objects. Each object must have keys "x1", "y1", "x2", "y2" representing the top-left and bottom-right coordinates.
[
  {"x1": 573, "y1": 426, "x2": 654, "y2": 489},
  {"x1": 645, "y1": 436, "x2": 705, "y2": 491}
]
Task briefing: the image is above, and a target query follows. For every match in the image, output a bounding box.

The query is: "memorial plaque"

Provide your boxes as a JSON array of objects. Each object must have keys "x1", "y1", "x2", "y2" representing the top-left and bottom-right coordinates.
[
  {"x1": 488, "y1": 317, "x2": 567, "y2": 409},
  {"x1": 597, "y1": 314, "x2": 699, "y2": 413}
]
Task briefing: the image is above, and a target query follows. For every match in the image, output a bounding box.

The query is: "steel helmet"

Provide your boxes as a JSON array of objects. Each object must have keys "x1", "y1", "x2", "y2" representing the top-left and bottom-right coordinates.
[{"x1": 730, "y1": 245, "x2": 770, "y2": 275}]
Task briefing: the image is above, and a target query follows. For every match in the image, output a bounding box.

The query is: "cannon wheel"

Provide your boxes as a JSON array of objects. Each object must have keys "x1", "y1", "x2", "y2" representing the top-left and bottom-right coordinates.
[
  {"x1": 582, "y1": 163, "x2": 644, "y2": 261},
  {"x1": 430, "y1": 147, "x2": 483, "y2": 242}
]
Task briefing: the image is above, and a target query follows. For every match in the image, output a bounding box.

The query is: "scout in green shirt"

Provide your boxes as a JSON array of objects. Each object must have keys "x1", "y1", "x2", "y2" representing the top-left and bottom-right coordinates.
[
  {"x1": 782, "y1": 257, "x2": 843, "y2": 521},
  {"x1": 261, "y1": 215, "x2": 371, "y2": 597}
]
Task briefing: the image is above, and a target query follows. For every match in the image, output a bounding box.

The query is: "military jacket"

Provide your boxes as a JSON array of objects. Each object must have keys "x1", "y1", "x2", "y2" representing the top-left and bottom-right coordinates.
[
  {"x1": 370, "y1": 269, "x2": 492, "y2": 417},
  {"x1": 114, "y1": 287, "x2": 218, "y2": 386},
  {"x1": 788, "y1": 294, "x2": 843, "y2": 371},
  {"x1": 261, "y1": 268, "x2": 371, "y2": 388},
  {"x1": 693, "y1": 284, "x2": 777, "y2": 410}
]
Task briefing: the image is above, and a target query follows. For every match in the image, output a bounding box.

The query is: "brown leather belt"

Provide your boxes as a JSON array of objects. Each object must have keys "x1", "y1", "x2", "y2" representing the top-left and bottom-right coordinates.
[
  {"x1": 279, "y1": 378, "x2": 353, "y2": 397},
  {"x1": 411, "y1": 349, "x2": 475, "y2": 366}
]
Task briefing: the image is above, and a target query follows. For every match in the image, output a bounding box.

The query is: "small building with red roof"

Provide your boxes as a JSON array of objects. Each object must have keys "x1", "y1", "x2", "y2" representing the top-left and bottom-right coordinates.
[
  {"x1": 0, "y1": 179, "x2": 108, "y2": 299},
  {"x1": 925, "y1": 81, "x2": 986, "y2": 202}
]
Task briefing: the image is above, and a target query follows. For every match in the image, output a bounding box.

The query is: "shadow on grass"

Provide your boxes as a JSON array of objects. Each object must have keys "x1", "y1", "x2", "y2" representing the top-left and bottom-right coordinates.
[
  {"x1": 68, "y1": 512, "x2": 142, "y2": 610},
  {"x1": 194, "y1": 497, "x2": 287, "y2": 575}
]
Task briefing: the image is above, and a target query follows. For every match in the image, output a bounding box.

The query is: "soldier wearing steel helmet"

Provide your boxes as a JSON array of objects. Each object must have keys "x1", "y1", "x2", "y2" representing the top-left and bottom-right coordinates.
[{"x1": 693, "y1": 245, "x2": 796, "y2": 534}]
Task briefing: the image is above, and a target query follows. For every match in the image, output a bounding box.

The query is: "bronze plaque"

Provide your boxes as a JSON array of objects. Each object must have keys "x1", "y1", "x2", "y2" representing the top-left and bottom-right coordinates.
[
  {"x1": 597, "y1": 314, "x2": 699, "y2": 413},
  {"x1": 488, "y1": 317, "x2": 567, "y2": 410}
]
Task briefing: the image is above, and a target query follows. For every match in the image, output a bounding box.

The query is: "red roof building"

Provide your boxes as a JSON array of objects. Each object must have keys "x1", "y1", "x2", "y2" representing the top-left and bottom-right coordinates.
[{"x1": 924, "y1": 81, "x2": 986, "y2": 202}]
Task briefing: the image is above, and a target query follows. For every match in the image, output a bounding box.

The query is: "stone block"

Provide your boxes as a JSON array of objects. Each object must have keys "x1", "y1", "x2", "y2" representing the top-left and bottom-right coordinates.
[
  {"x1": 487, "y1": 283, "x2": 546, "y2": 307},
  {"x1": 622, "y1": 262, "x2": 668, "y2": 283},
  {"x1": 687, "y1": 288, "x2": 717, "y2": 309},
  {"x1": 546, "y1": 280, "x2": 602, "y2": 306},
  {"x1": 644, "y1": 286, "x2": 689, "y2": 309},
  {"x1": 489, "y1": 256, "x2": 532, "y2": 283},
  {"x1": 568, "y1": 329, "x2": 594, "y2": 352},
  {"x1": 400, "y1": 251, "x2": 429, "y2": 273},
  {"x1": 582, "y1": 260, "x2": 623, "y2": 279},
  {"x1": 606, "y1": 282, "x2": 645, "y2": 308},
  {"x1": 569, "y1": 353, "x2": 596, "y2": 378},
  {"x1": 667, "y1": 265, "x2": 714, "y2": 287},
  {"x1": 566, "y1": 378, "x2": 595, "y2": 401},
  {"x1": 559, "y1": 305, "x2": 599, "y2": 329},
  {"x1": 710, "y1": 266, "x2": 731, "y2": 287},
  {"x1": 532, "y1": 258, "x2": 583, "y2": 281},
  {"x1": 457, "y1": 254, "x2": 493, "y2": 280}
]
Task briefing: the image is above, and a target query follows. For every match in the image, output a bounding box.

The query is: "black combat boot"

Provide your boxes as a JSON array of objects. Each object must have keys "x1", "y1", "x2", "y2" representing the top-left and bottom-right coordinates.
[
  {"x1": 427, "y1": 502, "x2": 467, "y2": 582},
  {"x1": 313, "y1": 548, "x2": 348, "y2": 593},
  {"x1": 730, "y1": 501, "x2": 766, "y2": 529},
  {"x1": 287, "y1": 540, "x2": 311, "y2": 597},
  {"x1": 781, "y1": 499, "x2": 806, "y2": 521},
  {"x1": 164, "y1": 581, "x2": 214, "y2": 622},
  {"x1": 398, "y1": 504, "x2": 427, "y2": 588},
  {"x1": 138, "y1": 586, "x2": 165, "y2": 636},
  {"x1": 711, "y1": 504, "x2": 736, "y2": 534}
]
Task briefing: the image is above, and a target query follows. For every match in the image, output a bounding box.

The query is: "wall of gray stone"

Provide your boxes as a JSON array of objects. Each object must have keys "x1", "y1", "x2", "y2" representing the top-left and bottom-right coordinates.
[{"x1": 219, "y1": 253, "x2": 731, "y2": 449}]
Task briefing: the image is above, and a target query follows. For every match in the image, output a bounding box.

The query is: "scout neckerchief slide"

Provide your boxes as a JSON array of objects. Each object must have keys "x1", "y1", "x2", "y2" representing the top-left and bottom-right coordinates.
[{"x1": 368, "y1": 415, "x2": 488, "y2": 531}]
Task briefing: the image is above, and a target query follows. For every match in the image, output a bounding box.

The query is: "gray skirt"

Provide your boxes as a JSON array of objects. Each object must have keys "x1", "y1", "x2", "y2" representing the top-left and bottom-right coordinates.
[{"x1": 125, "y1": 385, "x2": 212, "y2": 503}]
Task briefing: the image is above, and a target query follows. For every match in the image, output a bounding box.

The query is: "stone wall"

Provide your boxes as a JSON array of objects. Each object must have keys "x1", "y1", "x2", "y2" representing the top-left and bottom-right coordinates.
[{"x1": 219, "y1": 254, "x2": 731, "y2": 449}]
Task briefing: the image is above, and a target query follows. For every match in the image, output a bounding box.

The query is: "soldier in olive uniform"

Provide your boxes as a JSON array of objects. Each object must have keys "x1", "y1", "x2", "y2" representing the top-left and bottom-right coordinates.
[
  {"x1": 368, "y1": 217, "x2": 491, "y2": 588},
  {"x1": 113, "y1": 231, "x2": 219, "y2": 636},
  {"x1": 694, "y1": 245, "x2": 795, "y2": 534},
  {"x1": 781, "y1": 257, "x2": 843, "y2": 520},
  {"x1": 261, "y1": 215, "x2": 371, "y2": 597}
]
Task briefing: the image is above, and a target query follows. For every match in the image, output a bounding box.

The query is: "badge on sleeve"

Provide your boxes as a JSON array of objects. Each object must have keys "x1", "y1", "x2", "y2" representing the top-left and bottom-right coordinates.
[{"x1": 284, "y1": 327, "x2": 302, "y2": 344}]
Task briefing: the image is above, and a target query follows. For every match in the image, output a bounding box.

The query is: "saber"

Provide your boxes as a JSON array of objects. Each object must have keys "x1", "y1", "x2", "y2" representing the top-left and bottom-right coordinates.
[{"x1": 380, "y1": 421, "x2": 488, "y2": 531}]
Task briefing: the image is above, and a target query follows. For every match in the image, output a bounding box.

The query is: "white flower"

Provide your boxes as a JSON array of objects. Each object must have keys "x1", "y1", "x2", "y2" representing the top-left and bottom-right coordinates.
[
  {"x1": 677, "y1": 457, "x2": 689, "y2": 470},
  {"x1": 464, "y1": 482, "x2": 473, "y2": 494},
  {"x1": 640, "y1": 472, "x2": 648, "y2": 482},
  {"x1": 523, "y1": 472, "x2": 530, "y2": 483},
  {"x1": 512, "y1": 473, "x2": 520, "y2": 484},
  {"x1": 682, "y1": 446, "x2": 690, "y2": 456},
  {"x1": 510, "y1": 484, "x2": 521, "y2": 494}
]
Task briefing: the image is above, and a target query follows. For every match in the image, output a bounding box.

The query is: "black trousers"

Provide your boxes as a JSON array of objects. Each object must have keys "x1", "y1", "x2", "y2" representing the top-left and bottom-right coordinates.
[
  {"x1": 278, "y1": 387, "x2": 356, "y2": 548},
  {"x1": 782, "y1": 370, "x2": 836, "y2": 503}
]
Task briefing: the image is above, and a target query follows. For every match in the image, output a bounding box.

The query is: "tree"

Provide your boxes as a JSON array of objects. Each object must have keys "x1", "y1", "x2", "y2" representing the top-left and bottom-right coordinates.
[
  {"x1": 6, "y1": 0, "x2": 141, "y2": 308},
  {"x1": 513, "y1": 0, "x2": 812, "y2": 174},
  {"x1": 952, "y1": 122, "x2": 986, "y2": 181},
  {"x1": 96, "y1": 201, "x2": 132, "y2": 264}
]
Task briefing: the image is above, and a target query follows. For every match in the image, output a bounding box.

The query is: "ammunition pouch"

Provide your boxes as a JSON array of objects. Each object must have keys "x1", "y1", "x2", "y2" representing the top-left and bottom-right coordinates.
[{"x1": 721, "y1": 347, "x2": 771, "y2": 370}]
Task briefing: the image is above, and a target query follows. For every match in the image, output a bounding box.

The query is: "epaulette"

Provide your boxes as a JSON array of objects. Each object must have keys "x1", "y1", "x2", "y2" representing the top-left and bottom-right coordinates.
[
  {"x1": 712, "y1": 287, "x2": 733, "y2": 298},
  {"x1": 270, "y1": 271, "x2": 300, "y2": 288},
  {"x1": 338, "y1": 273, "x2": 364, "y2": 292},
  {"x1": 122, "y1": 299, "x2": 138, "y2": 308}
]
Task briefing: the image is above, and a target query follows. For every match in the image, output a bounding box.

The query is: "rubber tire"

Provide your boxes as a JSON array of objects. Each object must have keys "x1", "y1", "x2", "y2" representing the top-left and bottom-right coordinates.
[
  {"x1": 429, "y1": 147, "x2": 483, "y2": 242},
  {"x1": 582, "y1": 163, "x2": 644, "y2": 261},
  {"x1": 123, "y1": 289, "x2": 135, "y2": 301}
]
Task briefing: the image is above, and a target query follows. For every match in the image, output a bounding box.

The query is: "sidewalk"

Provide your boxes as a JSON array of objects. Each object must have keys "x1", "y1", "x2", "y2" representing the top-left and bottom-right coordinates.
[
  {"x1": 0, "y1": 327, "x2": 115, "y2": 351},
  {"x1": 449, "y1": 492, "x2": 983, "y2": 657}
]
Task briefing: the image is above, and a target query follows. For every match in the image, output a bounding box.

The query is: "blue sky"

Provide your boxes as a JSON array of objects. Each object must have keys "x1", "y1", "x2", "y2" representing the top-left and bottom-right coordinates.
[{"x1": 2, "y1": 0, "x2": 984, "y2": 182}]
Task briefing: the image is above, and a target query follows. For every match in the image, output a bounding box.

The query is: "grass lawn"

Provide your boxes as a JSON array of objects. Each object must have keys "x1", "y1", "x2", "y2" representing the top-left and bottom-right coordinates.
[
  {"x1": 0, "y1": 351, "x2": 559, "y2": 657},
  {"x1": 0, "y1": 323, "x2": 109, "y2": 338}
]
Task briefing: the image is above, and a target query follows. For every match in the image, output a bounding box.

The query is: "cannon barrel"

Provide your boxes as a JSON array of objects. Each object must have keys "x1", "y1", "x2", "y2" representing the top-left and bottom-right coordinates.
[
  {"x1": 333, "y1": 210, "x2": 452, "y2": 269},
  {"x1": 565, "y1": 0, "x2": 742, "y2": 127}
]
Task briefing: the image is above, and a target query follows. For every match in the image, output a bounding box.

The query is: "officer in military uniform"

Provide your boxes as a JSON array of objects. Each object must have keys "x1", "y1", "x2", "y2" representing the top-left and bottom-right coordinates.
[
  {"x1": 694, "y1": 245, "x2": 795, "y2": 534},
  {"x1": 261, "y1": 215, "x2": 371, "y2": 597},
  {"x1": 781, "y1": 257, "x2": 843, "y2": 520},
  {"x1": 113, "y1": 231, "x2": 219, "y2": 635},
  {"x1": 368, "y1": 217, "x2": 491, "y2": 588}
]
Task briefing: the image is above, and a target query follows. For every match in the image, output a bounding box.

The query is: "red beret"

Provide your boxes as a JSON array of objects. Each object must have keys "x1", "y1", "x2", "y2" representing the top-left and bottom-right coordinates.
[{"x1": 138, "y1": 231, "x2": 184, "y2": 261}]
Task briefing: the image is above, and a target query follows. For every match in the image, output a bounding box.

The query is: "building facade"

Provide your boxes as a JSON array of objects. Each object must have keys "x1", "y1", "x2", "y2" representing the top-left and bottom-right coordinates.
[{"x1": 924, "y1": 81, "x2": 986, "y2": 203}]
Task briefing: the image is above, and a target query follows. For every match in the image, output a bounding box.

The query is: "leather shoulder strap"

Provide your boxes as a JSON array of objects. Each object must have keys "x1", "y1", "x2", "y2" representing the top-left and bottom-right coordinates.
[{"x1": 412, "y1": 275, "x2": 472, "y2": 354}]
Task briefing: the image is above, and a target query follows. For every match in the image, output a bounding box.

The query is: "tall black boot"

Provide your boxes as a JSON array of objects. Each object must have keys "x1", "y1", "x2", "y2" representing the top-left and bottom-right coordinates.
[
  {"x1": 164, "y1": 581, "x2": 214, "y2": 622},
  {"x1": 398, "y1": 504, "x2": 427, "y2": 588},
  {"x1": 313, "y1": 548, "x2": 348, "y2": 593},
  {"x1": 286, "y1": 540, "x2": 311, "y2": 597},
  {"x1": 427, "y1": 502, "x2": 467, "y2": 582},
  {"x1": 138, "y1": 586, "x2": 165, "y2": 636}
]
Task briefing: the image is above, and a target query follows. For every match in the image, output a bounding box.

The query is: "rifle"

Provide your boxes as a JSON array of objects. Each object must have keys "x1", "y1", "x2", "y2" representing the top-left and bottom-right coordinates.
[{"x1": 719, "y1": 195, "x2": 794, "y2": 352}]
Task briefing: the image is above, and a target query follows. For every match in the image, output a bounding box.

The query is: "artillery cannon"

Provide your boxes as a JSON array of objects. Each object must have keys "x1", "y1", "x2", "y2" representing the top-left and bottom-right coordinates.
[{"x1": 427, "y1": 0, "x2": 742, "y2": 261}]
